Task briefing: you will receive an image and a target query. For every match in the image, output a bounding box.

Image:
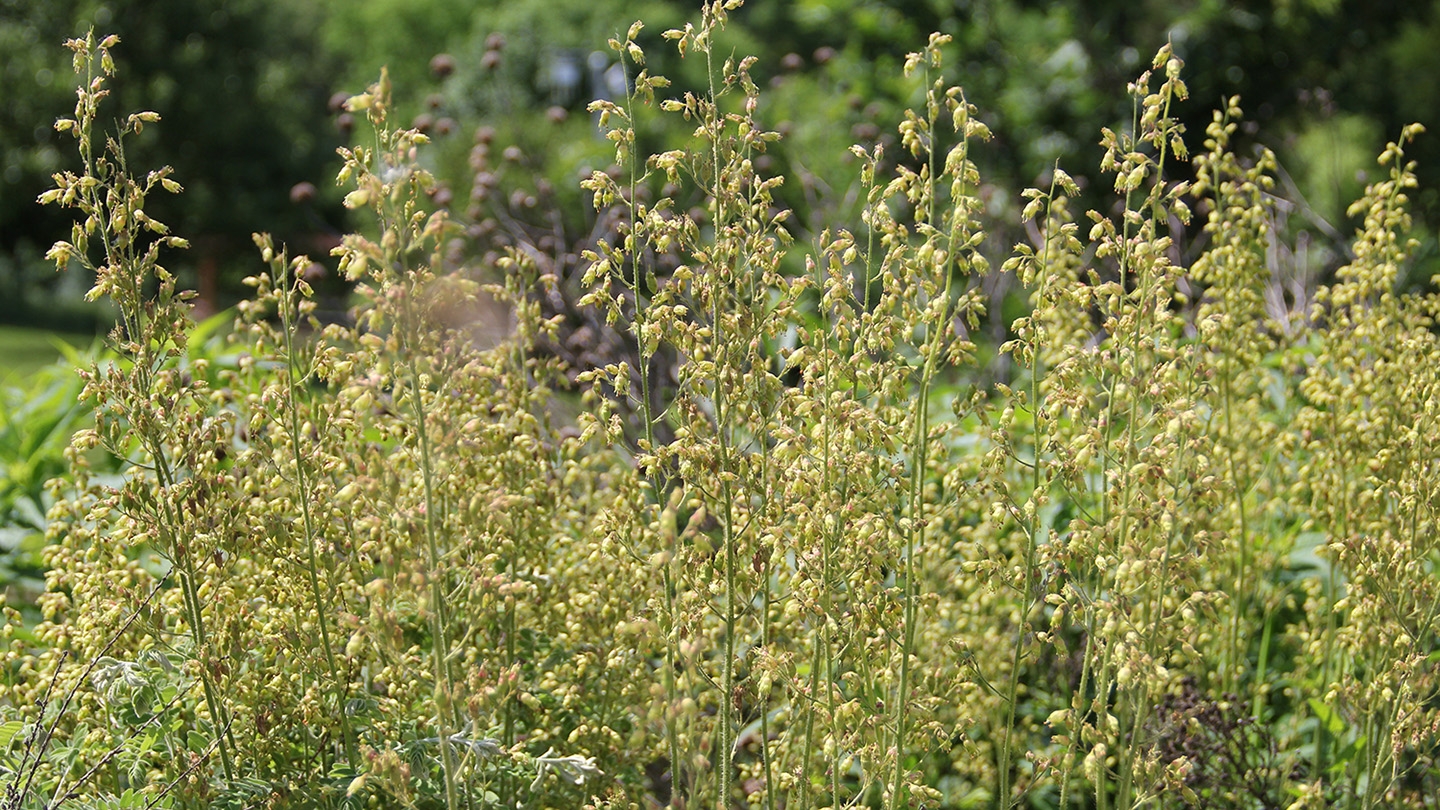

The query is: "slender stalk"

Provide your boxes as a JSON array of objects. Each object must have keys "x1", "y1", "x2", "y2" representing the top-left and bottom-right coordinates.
[
  {"x1": 755, "y1": 272, "x2": 778, "y2": 810},
  {"x1": 62, "y1": 35, "x2": 243, "y2": 787},
  {"x1": 698, "y1": 31, "x2": 745, "y2": 808},
  {"x1": 1313, "y1": 407, "x2": 1347, "y2": 782},
  {"x1": 821, "y1": 258, "x2": 843, "y2": 808},
  {"x1": 607, "y1": 37, "x2": 687, "y2": 806},
  {"x1": 1251, "y1": 599, "x2": 1275, "y2": 721},
  {"x1": 889, "y1": 61, "x2": 958, "y2": 810},
  {"x1": 1221, "y1": 360, "x2": 1254, "y2": 696},
  {"x1": 150, "y1": 450, "x2": 236, "y2": 783},
  {"x1": 759, "y1": 530, "x2": 776, "y2": 810},
  {"x1": 183, "y1": 583, "x2": 236, "y2": 780},
  {"x1": 997, "y1": 172, "x2": 1061, "y2": 810},
  {"x1": 715, "y1": 296, "x2": 739, "y2": 810},
  {"x1": 411, "y1": 360, "x2": 461, "y2": 810},
  {"x1": 799, "y1": 640, "x2": 822, "y2": 810},
  {"x1": 1056, "y1": 606, "x2": 1099, "y2": 809},
  {"x1": 394, "y1": 274, "x2": 461, "y2": 810},
  {"x1": 275, "y1": 252, "x2": 358, "y2": 768}
]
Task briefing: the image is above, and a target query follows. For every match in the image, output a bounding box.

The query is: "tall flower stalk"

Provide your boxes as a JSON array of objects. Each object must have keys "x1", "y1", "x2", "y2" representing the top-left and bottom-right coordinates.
[{"x1": 41, "y1": 31, "x2": 238, "y2": 784}]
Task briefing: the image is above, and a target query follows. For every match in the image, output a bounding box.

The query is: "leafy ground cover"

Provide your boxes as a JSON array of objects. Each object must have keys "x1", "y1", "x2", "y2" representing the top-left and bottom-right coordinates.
[{"x1": 3, "y1": 4, "x2": 1440, "y2": 809}]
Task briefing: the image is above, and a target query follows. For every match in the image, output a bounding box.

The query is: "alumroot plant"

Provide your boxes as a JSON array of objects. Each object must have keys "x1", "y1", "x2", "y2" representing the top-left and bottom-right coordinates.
[
  {"x1": 583, "y1": 7, "x2": 992, "y2": 807},
  {"x1": 36, "y1": 31, "x2": 242, "y2": 793},
  {"x1": 8, "y1": 4, "x2": 1440, "y2": 809},
  {"x1": 23, "y1": 31, "x2": 634, "y2": 810}
]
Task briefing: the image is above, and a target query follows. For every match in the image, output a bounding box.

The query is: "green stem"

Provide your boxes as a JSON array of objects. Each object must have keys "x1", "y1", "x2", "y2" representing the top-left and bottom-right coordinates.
[
  {"x1": 702, "y1": 34, "x2": 742, "y2": 809},
  {"x1": 759, "y1": 565, "x2": 776, "y2": 810},
  {"x1": 1313, "y1": 408, "x2": 1347, "y2": 783},
  {"x1": 147, "y1": 413, "x2": 237, "y2": 784},
  {"x1": 1251, "y1": 599, "x2": 1274, "y2": 722},
  {"x1": 889, "y1": 65, "x2": 956, "y2": 810},
  {"x1": 1056, "y1": 606, "x2": 1099, "y2": 809},
  {"x1": 997, "y1": 174, "x2": 1061, "y2": 810},
  {"x1": 800, "y1": 635, "x2": 822, "y2": 810},
  {"x1": 177, "y1": 557, "x2": 237, "y2": 782},
  {"x1": 822, "y1": 303, "x2": 842, "y2": 808},
  {"x1": 1221, "y1": 370, "x2": 1253, "y2": 698},
  {"x1": 403, "y1": 324, "x2": 460, "y2": 810},
  {"x1": 278, "y1": 256, "x2": 358, "y2": 769}
]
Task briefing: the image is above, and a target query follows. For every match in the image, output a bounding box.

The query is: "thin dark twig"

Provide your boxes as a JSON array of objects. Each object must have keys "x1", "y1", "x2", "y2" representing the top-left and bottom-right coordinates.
[
  {"x1": 10, "y1": 656, "x2": 68, "y2": 808},
  {"x1": 12, "y1": 573, "x2": 171, "y2": 807},
  {"x1": 50, "y1": 679, "x2": 196, "y2": 806},
  {"x1": 144, "y1": 715, "x2": 235, "y2": 810}
]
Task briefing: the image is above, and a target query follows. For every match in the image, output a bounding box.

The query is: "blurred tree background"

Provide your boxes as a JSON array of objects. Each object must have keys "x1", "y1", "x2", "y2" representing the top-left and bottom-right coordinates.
[
  {"x1": 4, "y1": 0, "x2": 1440, "y2": 335},
  {"x1": 1, "y1": 0, "x2": 341, "y2": 330}
]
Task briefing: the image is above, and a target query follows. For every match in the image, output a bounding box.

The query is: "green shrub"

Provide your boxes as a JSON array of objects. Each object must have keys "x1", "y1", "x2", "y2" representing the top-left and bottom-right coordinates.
[
  {"x1": 5, "y1": 3, "x2": 1440, "y2": 808},
  {"x1": 0, "y1": 345, "x2": 98, "y2": 612}
]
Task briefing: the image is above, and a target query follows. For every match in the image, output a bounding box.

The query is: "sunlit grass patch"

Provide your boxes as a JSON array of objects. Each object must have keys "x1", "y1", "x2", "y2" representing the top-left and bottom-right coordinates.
[{"x1": 0, "y1": 325, "x2": 91, "y2": 385}]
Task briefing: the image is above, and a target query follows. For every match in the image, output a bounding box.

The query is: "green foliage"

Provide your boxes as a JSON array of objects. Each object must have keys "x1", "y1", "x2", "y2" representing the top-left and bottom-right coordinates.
[
  {"x1": 0, "y1": 328, "x2": 90, "y2": 385},
  {"x1": 0, "y1": 0, "x2": 99, "y2": 327},
  {"x1": 0, "y1": 357, "x2": 85, "y2": 599},
  {"x1": 7, "y1": 5, "x2": 1440, "y2": 810},
  {"x1": 0, "y1": 0, "x2": 341, "y2": 324},
  {"x1": 9, "y1": 0, "x2": 1440, "y2": 331},
  {"x1": 1290, "y1": 112, "x2": 1384, "y2": 226}
]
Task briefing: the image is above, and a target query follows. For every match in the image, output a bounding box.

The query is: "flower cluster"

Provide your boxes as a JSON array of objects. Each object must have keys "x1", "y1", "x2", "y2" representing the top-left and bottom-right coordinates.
[{"x1": 6, "y1": 5, "x2": 1439, "y2": 809}]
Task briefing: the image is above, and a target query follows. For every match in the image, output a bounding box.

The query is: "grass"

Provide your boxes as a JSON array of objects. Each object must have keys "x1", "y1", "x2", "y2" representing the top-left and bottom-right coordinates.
[{"x1": 0, "y1": 326, "x2": 93, "y2": 386}]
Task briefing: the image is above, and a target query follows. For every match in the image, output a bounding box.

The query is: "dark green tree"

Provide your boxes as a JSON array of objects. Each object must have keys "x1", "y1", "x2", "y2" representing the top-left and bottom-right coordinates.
[
  {"x1": 0, "y1": 0, "x2": 91, "y2": 327},
  {"x1": 0, "y1": 0, "x2": 344, "y2": 327}
]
